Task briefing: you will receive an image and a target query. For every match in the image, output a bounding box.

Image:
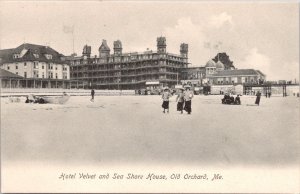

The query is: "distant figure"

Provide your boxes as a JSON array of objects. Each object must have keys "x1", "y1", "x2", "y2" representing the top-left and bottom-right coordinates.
[
  {"x1": 25, "y1": 97, "x2": 30, "y2": 103},
  {"x1": 91, "y1": 89, "x2": 95, "y2": 102},
  {"x1": 176, "y1": 88, "x2": 185, "y2": 114},
  {"x1": 234, "y1": 95, "x2": 241, "y2": 105},
  {"x1": 222, "y1": 93, "x2": 230, "y2": 104},
  {"x1": 162, "y1": 88, "x2": 172, "y2": 113},
  {"x1": 184, "y1": 86, "x2": 194, "y2": 114},
  {"x1": 229, "y1": 94, "x2": 235, "y2": 104},
  {"x1": 268, "y1": 92, "x2": 271, "y2": 98},
  {"x1": 255, "y1": 91, "x2": 262, "y2": 106}
]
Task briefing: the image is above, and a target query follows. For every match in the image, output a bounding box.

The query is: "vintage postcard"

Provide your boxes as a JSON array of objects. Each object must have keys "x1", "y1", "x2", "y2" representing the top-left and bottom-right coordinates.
[{"x1": 0, "y1": 0, "x2": 299, "y2": 193}]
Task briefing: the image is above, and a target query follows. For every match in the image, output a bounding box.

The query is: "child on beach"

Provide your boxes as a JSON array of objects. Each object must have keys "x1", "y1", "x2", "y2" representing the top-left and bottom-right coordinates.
[{"x1": 162, "y1": 88, "x2": 172, "y2": 113}]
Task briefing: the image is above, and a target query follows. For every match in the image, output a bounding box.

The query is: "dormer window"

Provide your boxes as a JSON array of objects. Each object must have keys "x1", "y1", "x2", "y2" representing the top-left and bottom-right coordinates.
[
  {"x1": 13, "y1": 54, "x2": 20, "y2": 59},
  {"x1": 33, "y1": 54, "x2": 39, "y2": 58},
  {"x1": 45, "y1": 54, "x2": 53, "y2": 60}
]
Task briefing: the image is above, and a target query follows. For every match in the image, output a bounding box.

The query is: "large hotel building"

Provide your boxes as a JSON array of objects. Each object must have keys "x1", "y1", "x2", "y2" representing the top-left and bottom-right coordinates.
[{"x1": 67, "y1": 37, "x2": 189, "y2": 90}]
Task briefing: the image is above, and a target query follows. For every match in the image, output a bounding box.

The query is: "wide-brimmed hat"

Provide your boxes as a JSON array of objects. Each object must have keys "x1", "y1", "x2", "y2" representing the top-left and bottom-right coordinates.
[
  {"x1": 163, "y1": 87, "x2": 170, "y2": 91},
  {"x1": 184, "y1": 85, "x2": 191, "y2": 88}
]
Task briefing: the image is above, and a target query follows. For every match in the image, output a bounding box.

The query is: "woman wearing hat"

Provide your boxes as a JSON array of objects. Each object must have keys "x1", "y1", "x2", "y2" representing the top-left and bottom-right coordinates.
[
  {"x1": 184, "y1": 86, "x2": 194, "y2": 114},
  {"x1": 176, "y1": 88, "x2": 185, "y2": 114},
  {"x1": 161, "y1": 87, "x2": 172, "y2": 113}
]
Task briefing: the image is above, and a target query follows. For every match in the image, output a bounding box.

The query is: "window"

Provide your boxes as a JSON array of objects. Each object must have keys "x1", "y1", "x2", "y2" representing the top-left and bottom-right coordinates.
[
  {"x1": 34, "y1": 62, "x2": 39, "y2": 69},
  {"x1": 33, "y1": 54, "x2": 39, "y2": 58},
  {"x1": 24, "y1": 72, "x2": 27, "y2": 78},
  {"x1": 13, "y1": 54, "x2": 20, "y2": 59},
  {"x1": 42, "y1": 72, "x2": 44, "y2": 78},
  {"x1": 16, "y1": 65, "x2": 18, "y2": 69},
  {"x1": 55, "y1": 73, "x2": 58, "y2": 79},
  {"x1": 24, "y1": 62, "x2": 27, "y2": 68},
  {"x1": 42, "y1": 65, "x2": 44, "y2": 69},
  {"x1": 45, "y1": 54, "x2": 52, "y2": 60},
  {"x1": 16, "y1": 72, "x2": 18, "y2": 75},
  {"x1": 7, "y1": 65, "x2": 10, "y2": 70}
]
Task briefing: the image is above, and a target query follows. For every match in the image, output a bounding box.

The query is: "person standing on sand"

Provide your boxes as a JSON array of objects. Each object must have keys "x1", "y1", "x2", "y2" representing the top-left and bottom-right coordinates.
[
  {"x1": 184, "y1": 86, "x2": 194, "y2": 114},
  {"x1": 91, "y1": 89, "x2": 95, "y2": 102},
  {"x1": 255, "y1": 91, "x2": 261, "y2": 106},
  {"x1": 176, "y1": 88, "x2": 185, "y2": 114},
  {"x1": 162, "y1": 87, "x2": 172, "y2": 113}
]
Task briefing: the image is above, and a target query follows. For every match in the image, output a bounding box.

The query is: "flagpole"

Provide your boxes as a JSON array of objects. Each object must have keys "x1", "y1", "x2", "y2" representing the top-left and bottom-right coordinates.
[{"x1": 72, "y1": 26, "x2": 75, "y2": 54}]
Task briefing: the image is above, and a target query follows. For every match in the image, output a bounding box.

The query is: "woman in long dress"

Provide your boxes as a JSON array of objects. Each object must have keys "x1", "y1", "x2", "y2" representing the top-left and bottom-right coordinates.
[
  {"x1": 184, "y1": 86, "x2": 194, "y2": 114},
  {"x1": 176, "y1": 88, "x2": 185, "y2": 114},
  {"x1": 255, "y1": 91, "x2": 261, "y2": 106}
]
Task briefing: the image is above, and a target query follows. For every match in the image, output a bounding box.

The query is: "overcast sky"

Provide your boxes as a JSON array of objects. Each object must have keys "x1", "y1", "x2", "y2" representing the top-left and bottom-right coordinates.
[{"x1": 0, "y1": 1, "x2": 299, "y2": 80}]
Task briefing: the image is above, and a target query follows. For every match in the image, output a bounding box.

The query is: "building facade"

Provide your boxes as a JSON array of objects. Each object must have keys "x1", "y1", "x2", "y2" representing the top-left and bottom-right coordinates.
[
  {"x1": 206, "y1": 69, "x2": 266, "y2": 85},
  {"x1": 182, "y1": 56, "x2": 266, "y2": 86},
  {"x1": 203, "y1": 58, "x2": 265, "y2": 85},
  {"x1": 180, "y1": 66, "x2": 205, "y2": 86},
  {"x1": 0, "y1": 43, "x2": 71, "y2": 88},
  {"x1": 67, "y1": 37, "x2": 189, "y2": 90}
]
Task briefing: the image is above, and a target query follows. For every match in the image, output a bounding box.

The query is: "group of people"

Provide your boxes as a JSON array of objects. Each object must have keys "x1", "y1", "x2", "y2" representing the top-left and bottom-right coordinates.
[
  {"x1": 162, "y1": 86, "x2": 194, "y2": 114},
  {"x1": 222, "y1": 93, "x2": 241, "y2": 105},
  {"x1": 221, "y1": 91, "x2": 262, "y2": 106},
  {"x1": 25, "y1": 94, "x2": 46, "y2": 104}
]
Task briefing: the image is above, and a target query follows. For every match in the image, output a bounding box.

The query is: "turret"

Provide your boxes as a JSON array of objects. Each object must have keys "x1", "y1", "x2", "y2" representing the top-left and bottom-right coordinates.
[
  {"x1": 157, "y1": 37, "x2": 166, "y2": 53},
  {"x1": 98, "y1": 39, "x2": 110, "y2": 58},
  {"x1": 82, "y1": 45, "x2": 91, "y2": 58},
  {"x1": 180, "y1": 43, "x2": 188, "y2": 58},
  {"x1": 113, "y1": 40, "x2": 122, "y2": 55}
]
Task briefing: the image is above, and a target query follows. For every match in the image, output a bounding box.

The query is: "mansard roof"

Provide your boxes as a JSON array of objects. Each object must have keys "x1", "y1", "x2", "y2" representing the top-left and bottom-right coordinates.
[{"x1": 99, "y1": 40, "x2": 110, "y2": 51}]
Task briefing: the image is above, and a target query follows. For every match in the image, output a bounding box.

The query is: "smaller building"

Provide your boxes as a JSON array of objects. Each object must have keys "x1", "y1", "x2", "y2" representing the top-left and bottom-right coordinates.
[
  {"x1": 0, "y1": 43, "x2": 75, "y2": 89},
  {"x1": 206, "y1": 69, "x2": 266, "y2": 85}
]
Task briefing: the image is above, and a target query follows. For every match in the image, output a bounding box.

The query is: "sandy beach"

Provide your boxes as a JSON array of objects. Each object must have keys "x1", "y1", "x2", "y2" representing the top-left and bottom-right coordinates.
[{"x1": 1, "y1": 95, "x2": 299, "y2": 167}]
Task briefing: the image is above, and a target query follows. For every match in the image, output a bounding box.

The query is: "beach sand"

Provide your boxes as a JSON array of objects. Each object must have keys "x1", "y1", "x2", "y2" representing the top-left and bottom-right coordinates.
[{"x1": 1, "y1": 95, "x2": 299, "y2": 166}]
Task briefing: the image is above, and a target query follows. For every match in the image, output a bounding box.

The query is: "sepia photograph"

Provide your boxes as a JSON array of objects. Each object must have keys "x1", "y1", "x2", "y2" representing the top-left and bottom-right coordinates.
[{"x1": 0, "y1": 0, "x2": 299, "y2": 193}]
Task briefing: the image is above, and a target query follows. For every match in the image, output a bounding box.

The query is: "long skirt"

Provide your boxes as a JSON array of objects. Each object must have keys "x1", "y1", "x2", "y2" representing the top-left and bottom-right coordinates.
[
  {"x1": 162, "y1": 101, "x2": 169, "y2": 109},
  {"x1": 255, "y1": 96, "x2": 261, "y2": 105},
  {"x1": 177, "y1": 101, "x2": 184, "y2": 111},
  {"x1": 184, "y1": 100, "x2": 192, "y2": 113}
]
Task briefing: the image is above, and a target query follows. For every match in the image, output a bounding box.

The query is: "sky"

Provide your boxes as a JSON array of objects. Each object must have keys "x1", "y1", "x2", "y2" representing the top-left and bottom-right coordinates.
[{"x1": 0, "y1": 1, "x2": 299, "y2": 81}]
